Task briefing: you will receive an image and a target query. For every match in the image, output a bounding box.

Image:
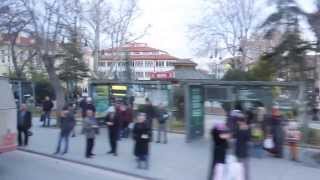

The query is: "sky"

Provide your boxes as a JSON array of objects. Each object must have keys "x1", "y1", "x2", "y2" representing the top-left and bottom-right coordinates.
[
  {"x1": 133, "y1": 0, "x2": 317, "y2": 68},
  {"x1": 133, "y1": 0, "x2": 202, "y2": 58}
]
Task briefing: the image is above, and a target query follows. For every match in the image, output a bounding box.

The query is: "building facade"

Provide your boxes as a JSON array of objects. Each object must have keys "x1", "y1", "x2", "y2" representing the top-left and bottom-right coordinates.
[
  {"x1": 0, "y1": 34, "x2": 40, "y2": 77},
  {"x1": 98, "y1": 43, "x2": 182, "y2": 80}
]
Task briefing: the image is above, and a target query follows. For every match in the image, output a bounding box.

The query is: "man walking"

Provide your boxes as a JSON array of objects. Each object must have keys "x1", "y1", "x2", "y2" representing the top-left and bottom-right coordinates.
[
  {"x1": 143, "y1": 98, "x2": 155, "y2": 141},
  {"x1": 156, "y1": 104, "x2": 169, "y2": 144},
  {"x1": 105, "y1": 108, "x2": 120, "y2": 156},
  {"x1": 42, "y1": 96, "x2": 54, "y2": 127},
  {"x1": 54, "y1": 105, "x2": 75, "y2": 155},
  {"x1": 17, "y1": 104, "x2": 32, "y2": 146}
]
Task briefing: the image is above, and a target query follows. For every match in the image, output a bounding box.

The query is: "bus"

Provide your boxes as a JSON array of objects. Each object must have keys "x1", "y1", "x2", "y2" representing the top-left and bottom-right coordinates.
[{"x1": 0, "y1": 76, "x2": 17, "y2": 153}]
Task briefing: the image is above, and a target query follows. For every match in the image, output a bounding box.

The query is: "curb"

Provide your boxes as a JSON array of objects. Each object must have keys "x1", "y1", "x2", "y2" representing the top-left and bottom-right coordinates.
[{"x1": 18, "y1": 148, "x2": 160, "y2": 180}]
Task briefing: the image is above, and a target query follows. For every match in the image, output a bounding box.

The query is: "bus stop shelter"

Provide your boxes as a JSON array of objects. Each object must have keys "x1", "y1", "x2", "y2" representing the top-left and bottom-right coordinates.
[{"x1": 183, "y1": 80, "x2": 307, "y2": 142}]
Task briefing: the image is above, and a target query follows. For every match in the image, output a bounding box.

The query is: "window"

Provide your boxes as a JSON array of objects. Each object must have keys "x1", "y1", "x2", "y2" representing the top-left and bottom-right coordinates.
[
  {"x1": 135, "y1": 61, "x2": 143, "y2": 67},
  {"x1": 135, "y1": 71, "x2": 144, "y2": 78},
  {"x1": 145, "y1": 72, "x2": 153, "y2": 78},
  {"x1": 145, "y1": 61, "x2": 153, "y2": 67},
  {"x1": 156, "y1": 61, "x2": 165, "y2": 67},
  {"x1": 107, "y1": 62, "x2": 113, "y2": 66}
]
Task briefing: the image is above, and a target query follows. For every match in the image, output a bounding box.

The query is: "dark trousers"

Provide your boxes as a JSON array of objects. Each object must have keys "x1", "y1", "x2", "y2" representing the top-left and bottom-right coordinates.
[
  {"x1": 157, "y1": 123, "x2": 168, "y2": 143},
  {"x1": 108, "y1": 130, "x2": 118, "y2": 153},
  {"x1": 86, "y1": 138, "x2": 95, "y2": 157},
  {"x1": 42, "y1": 111, "x2": 51, "y2": 127},
  {"x1": 55, "y1": 133, "x2": 69, "y2": 154},
  {"x1": 18, "y1": 127, "x2": 28, "y2": 146},
  {"x1": 137, "y1": 155, "x2": 149, "y2": 169}
]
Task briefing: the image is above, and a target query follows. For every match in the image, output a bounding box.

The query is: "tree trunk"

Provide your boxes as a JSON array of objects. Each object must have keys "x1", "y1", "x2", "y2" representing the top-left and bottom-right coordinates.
[
  {"x1": 42, "y1": 55, "x2": 65, "y2": 112},
  {"x1": 307, "y1": 14, "x2": 320, "y2": 88}
]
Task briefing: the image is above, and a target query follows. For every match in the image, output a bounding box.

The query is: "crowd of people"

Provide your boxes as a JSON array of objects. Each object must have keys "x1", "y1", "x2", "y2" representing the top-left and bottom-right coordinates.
[
  {"x1": 209, "y1": 102, "x2": 302, "y2": 180},
  {"x1": 26, "y1": 96, "x2": 170, "y2": 170},
  {"x1": 17, "y1": 95, "x2": 303, "y2": 175}
]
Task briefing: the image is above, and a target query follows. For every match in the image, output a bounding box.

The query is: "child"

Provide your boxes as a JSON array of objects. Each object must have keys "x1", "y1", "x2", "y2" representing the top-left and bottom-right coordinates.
[
  {"x1": 133, "y1": 112, "x2": 151, "y2": 169},
  {"x1": 286, "y1": 122, "x2": 301, "y2": 161}
]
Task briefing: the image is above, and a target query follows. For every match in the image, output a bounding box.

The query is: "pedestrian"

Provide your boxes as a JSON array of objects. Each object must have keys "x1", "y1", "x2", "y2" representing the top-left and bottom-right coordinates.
[
  {"x1": 251, "y1": 124, "x2": 264, "y2": 158},
  {"x1": 68, "y1": 103, "x2": 77, "y2": 137},
  {"x1": 235, "y1": 116, "x2": 251, "y2": 180},
  {"x1": 105, "y1": 107, "x2": 120, "y2": 156},
  {"x1": 156, "y1": 103, "x2": 169, "y2": 144},
  {"x1": 54, "y1": 106, "x2": 75, "y2": 155},
  {"x1": 82, "y1": 110, "x2": 99, "y2": 158},
  {"x1": 143, "y1": 98, "x2": 156, "y2": 141},
  {"x1": 79, "y1": 97, "x2": 87, "y2": 120},
  {"x1": 227, "y1": 102, "x2": 243, "y2": 137},
  {"x1": 42, "y1": 96, "x2": 54, "y2": 127},
  {"x1": 120, "y1": 103, "x2": 133, "y2": 139},
  {"x1": 17, "y1": 104, "x2": 32, "y2": 146},
  {"x1": 86, "y1": 97, "x2": 96, "y2": 114},
  {"x1": 133, "y1": 112, "x2": 151, "y2": 169},
  {"x1": 208, "y1": 123, "x2": 230, "y2": 180},
  {"x1": 270, "y1": 107, "x2": 285, "y2": 158},
  {"x1": 256, "y1": 102, "x2": 267, "y2": 137},
  {"x1": 286, "y1": 122, "x2": 301, "y2": 161}
]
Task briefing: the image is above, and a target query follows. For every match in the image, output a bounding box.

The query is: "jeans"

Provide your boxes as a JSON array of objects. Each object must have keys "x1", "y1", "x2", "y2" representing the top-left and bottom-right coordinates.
[
  {"x1": 43, "y1": 111, "x2": 51, "y2": 127},
  {"x1": 157, "y1": 123, "x2": 167, "y2": 143},
  {"x1": 86, "y1": 138, "x2": 95, "y2": 157},
  {"x1": 18, "y1": 127, "x2": 28, "y2": 146},
  {"x1": 55, "y1": 133, "x2": 69, "y2": 154},
  {"x1": 252, "y1": 143, "x2": 263, "y2": 158}
]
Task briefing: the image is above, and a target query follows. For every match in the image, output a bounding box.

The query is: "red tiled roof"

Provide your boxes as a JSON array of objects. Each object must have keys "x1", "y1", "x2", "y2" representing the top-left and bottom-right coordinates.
[
  {"x1": 103, "y1": 46, "x2": 162, "y2": 53},
  {"x1": 172, "y1": 59, "x2": 197, "y2": 65},
  {"x1": 101, "y1": 54, "x2": 179, "y2": 61}
]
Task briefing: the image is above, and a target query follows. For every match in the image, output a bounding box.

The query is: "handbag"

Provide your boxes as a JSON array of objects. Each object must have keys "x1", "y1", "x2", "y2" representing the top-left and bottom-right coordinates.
[{"x1": 263, "y1": 137, "x2": 274, "y2": 149}]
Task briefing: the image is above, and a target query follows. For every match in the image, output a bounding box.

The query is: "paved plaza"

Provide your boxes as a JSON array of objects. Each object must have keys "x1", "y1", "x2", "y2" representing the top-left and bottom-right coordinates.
[{"x1": 19, "y1": 117, "x2": 320, "y2": 180}]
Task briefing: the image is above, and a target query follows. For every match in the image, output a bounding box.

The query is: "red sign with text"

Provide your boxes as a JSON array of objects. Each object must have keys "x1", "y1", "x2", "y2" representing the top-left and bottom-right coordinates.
[{"x1": 150, "y1": 71, "x2": 174, "y2": 80}]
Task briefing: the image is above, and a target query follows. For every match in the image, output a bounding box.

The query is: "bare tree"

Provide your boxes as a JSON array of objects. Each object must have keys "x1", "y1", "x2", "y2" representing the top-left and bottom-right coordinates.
[
  {"x1": 20, "y1": 0, "x2": 83, "y2": 110},
  {"x1": 189, "y1": 0, "x2": 259, "y2": 70},
  {"x1": 0, "y1": 0, "x2": 37, "y2": 79},
  {"x1": 82, "y1": 0, "x2": 149, "y2": 79}
]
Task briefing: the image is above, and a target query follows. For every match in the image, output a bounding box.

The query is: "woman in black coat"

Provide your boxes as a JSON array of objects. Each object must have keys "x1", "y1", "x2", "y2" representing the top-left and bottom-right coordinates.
[
  {"x1": 208, "y1": 124, "x2": 230, "y2": 180},
  {"x1": 105, "y1": 109, "x2": 120, "y2": 156},
  {"x1": 133, "y1": 112, "x2": 151, "y2": 169}
]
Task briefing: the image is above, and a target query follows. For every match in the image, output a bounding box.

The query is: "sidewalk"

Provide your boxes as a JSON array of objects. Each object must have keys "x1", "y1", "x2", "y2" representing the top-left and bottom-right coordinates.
[{"x1": 21, "y1": 118, "x2": 320, "y2": 180}]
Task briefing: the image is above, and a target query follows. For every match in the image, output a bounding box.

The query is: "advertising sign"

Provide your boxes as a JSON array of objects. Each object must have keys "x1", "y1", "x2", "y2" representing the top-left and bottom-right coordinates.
[
  {"x1": 93, "y1": 85, "x2": 109, "y2": 117},
  {"x1": 186, "y1": 85, "x2": 204, "y2": 141}
]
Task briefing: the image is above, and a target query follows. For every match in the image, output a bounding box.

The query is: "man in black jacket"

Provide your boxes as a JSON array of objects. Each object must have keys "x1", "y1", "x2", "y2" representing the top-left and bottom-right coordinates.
[
  {"x1": 143, "y1": 98, "x2": 155, "y2": 141},
  {"x1": 42, "y1": 96, "x2": 54, "y2": 127},
  {"x1": 54, "y1": 106, "x2": 76, "y2": 155},
  {"x1": 105, "y1": 108, "x2": 120, "y2": 156},
  {"x1": 17, "y1": 104, "x2": 32, "y2": 146}
]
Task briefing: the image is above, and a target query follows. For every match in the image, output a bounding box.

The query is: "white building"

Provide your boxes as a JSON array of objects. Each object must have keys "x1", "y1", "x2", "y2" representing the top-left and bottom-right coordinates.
[{"x1": 98, "y1": 43, "x2": 182, "y2": 80}]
